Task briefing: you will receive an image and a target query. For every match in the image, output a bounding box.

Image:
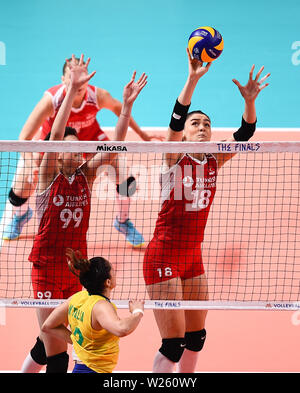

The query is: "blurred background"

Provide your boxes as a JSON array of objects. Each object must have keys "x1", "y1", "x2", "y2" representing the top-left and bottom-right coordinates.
[{"x1": 0, "y1": 0, "x2": 300, "y2": 138}]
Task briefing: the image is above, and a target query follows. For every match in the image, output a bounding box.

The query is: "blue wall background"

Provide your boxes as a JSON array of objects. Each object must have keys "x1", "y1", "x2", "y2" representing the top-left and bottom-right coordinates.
[{"x1": 0, "y1": 0, "x2": 300, "y2": 138}]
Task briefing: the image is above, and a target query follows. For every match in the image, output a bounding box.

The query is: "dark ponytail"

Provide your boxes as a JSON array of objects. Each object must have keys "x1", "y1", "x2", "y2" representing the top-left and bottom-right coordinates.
[{"x1": 66, "y1": 248, "x2": 112, "y2": 295}]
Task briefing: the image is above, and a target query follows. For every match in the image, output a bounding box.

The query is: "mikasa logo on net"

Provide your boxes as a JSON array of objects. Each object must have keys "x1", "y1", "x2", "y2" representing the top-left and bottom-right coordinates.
[{"x1": 97, "y1": 144, "x2": 127, "y2": 152}]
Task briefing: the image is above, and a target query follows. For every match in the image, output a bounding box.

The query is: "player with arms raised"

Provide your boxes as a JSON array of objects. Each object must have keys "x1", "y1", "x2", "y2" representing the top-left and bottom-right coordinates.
[
  {"x1": 3, "y1": 56, "x2": 157, "y2": 246},
  {"x1": 22, "y1": 54, "x2": 147, "y2": 373},
  {"x1": 143, "y1": 49, "x2": 270, "y2": 373}
]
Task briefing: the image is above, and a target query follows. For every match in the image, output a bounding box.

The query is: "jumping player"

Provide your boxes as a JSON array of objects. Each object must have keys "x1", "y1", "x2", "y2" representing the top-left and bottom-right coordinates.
[
  {"x1": 21, "y1": 54, "x2": 147, "y2": 373},
  {"x1": 143, "y1": 49, "x2": 270, "y2": 373},
  {"x1": 42, "y1": 248, "x2": 144, "y2": 373},
  {"x1": 3, "y1": 56, "x2": 158, "y2": 246}
]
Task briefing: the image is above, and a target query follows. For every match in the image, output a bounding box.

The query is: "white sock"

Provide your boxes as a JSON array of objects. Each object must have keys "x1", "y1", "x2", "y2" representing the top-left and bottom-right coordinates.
[
  {"x1": 21, "y1": 353, "x2": 44, "y2": 373},
  {"x1": 153, "y1": 351, "x2": 175, "y2": 373},
  {"x1": 177, "y1": 349, "x2": 199, "y2": 373},
  {"x1": 116, "y1": 193, "x2": 130, "y2": 223}
]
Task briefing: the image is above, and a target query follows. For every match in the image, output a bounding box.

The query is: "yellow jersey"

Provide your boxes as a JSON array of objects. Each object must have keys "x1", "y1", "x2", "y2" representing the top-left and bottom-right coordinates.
[{"x1": 68, "y1": 290, "x2": 119, "y2": 373}]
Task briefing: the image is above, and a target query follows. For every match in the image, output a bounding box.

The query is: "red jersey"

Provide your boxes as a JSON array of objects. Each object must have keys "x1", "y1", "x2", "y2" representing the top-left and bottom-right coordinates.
[
  {"x1": 143, "y1": 154, "x2": 217, "y2": 285},
  {"x1": 29, "y1": 168, "x2": 91, "y2": 266},
  {"x1": 39, "y1": 84, "x2": 109, "y2": 141},
  {"x1": 153, "y1": 153, "x2": 217, "y2": 245}
]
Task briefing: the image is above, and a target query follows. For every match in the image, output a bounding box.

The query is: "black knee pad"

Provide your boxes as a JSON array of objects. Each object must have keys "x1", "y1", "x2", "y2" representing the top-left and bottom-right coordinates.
[
  {"x1": 159, "y1": 337, "x2": 186, "y2": 363},
  {"x1": 185, "y1": 329, "x2": 206, "y2": 352},
  {"x1": 8, "y1": 188, "x2": 28, "y2": 207},
  {"x1": 30, "y1": 337, "x2": 47, "y2": 365},
  {"x1": 116, "y1": 176, "x2": 136, "y2": 197},
  {"x1": 46, "y1": 351, "x2": 69, "y2": 373}
]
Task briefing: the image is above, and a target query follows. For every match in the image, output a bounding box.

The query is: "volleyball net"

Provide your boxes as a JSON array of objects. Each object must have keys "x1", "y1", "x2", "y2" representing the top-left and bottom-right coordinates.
[{"x1": 0, "y1": 139, "x2": 299, "y2": 310}]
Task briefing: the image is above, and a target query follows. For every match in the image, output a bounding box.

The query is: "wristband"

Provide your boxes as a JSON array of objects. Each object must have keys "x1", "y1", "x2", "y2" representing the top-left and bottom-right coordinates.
[
  {"x1": 233, "y1": 117, "x2": 257, "y2": 141},
  {"x1": 132, "y1": 308, "x2": 144, "y2": 316},
  {"x1": 169, "y1": 99, "x2": 191, "y2": 132}
]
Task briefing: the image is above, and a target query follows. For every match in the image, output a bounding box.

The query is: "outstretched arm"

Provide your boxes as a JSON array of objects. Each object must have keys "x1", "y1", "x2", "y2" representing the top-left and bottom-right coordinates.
[
  {"x1": 168, "y1": 49, "x2": 211, "y2": 142},
  {"x1": 84, "y1": 71, "x2": 147, "y2": 181},
  {"x1": 38, "y1": 54, "x2": 96, "y2": 191},
  {"x1": 97, "y1": 89, "x2": 163, "y2": 141},
  {"x1": 232, "y1": 64, "x2": 270, "y2": 125},
  {"x1": 217, "y1": 65, "x2": 270, "y2": 168},
  {"x1": 49, "y1": 55, "x2": 96, "y2": 141},
  {"x1": 165, "y1": 49, "x2": 212, "y2": 166},
  {"x1": 177, "y1": 49, "x2": 212, "y2": 107}
]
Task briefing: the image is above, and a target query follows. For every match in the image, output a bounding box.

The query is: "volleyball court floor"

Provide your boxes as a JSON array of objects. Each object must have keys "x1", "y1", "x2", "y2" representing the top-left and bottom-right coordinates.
[{"x1": 0, "y1": 130, "x2": 300, "y2": 372}]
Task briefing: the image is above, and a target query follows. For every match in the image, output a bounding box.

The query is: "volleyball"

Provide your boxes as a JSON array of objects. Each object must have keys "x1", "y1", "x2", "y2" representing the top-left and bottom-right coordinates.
[{"x1": 188, "y1": 26, "x2": 224, "y2": 62}]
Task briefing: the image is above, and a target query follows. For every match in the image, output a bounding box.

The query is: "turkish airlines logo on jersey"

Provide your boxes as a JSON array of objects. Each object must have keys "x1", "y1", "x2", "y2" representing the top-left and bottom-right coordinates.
[
  {"x1": 182, "y1": 176, "x2": 194, "y2": 188},
  {"x1": 53, "y1": 195, "x2": 64, "y2": 206}
]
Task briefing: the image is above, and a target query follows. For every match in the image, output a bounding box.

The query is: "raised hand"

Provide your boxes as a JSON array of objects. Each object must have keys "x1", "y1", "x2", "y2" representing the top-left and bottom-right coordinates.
[
  {"x1": 129, "y1": 299, "x2": 145, "y2": 314},
  {"x1": 186, "y1": 48, "x2": 212, "y2": 79},
  {"x1": 232, "y1": 65, "x2": 270, "y2": 102},
  {"x1": 123, "y1": 71, "x2": 147, "y2": 105},
  {"x1": 66, "y1": 54, "x2": 96, "y2": 91}
]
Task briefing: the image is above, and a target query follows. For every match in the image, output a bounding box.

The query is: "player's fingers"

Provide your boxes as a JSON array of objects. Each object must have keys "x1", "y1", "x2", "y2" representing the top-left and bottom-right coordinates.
[
  {"x1": 139, "y1": 80, "x2": 147, "y2": 91},
  {"x1": 87, "y1": 71, "x2": 96, "y2": 81},
  {"x1": 186, "y1": 47, "x2": 193, "y2": 61},
  {"x1": 259, "y1": 82, "x2": 269, "y2": 91},
  {"x1": 259, "y1": 72, "x2": 271, "y2": 85},
  {"x1": 65, "y1": 58, "x2": 71, "y2": 69},
  {"x1": 137, "y1": 72, "x2": 146, "y2": 83},
  {"x1": 125, "y1": 75, "x2": 135, "y2": 89},
  {"x1": 85, "y1": 57, "x2": 91, "y2": 68},
  {"x1": 131, "y1": 70, "x2": 137, "y2": 81},
  {"x1": 255, "y1": 65, "x2": 264, "y2": 81},
  {"x1": 79, "y1": 54, "x2": 84, "y2": 66},
  {"x1": 249, "y1": 64, "x2": 255, "y2": 80},
  {"x1": 232, "y1": 79, "x2": 242, "y2": 88},
  {"x1": 138, "y1": 73, "x2": 147, "y2": 87}
]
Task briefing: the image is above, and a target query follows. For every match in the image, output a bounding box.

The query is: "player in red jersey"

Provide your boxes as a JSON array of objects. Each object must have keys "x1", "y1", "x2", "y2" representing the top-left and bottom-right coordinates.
[
  {"x1": 21, "y1": 54, "x2": 147, "y2": 373},
  {"x1": 3, "y1": 56, "x2": 159, "y2": 246},
  {"x1": 143, "y1": 49, "x2": 270, "y2": 373}
]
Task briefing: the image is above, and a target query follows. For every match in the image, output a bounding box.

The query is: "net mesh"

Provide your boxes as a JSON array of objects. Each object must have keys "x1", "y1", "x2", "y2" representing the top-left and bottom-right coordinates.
[{"x1": 0, "y1": 140, "x2": 299, "y2": 309}]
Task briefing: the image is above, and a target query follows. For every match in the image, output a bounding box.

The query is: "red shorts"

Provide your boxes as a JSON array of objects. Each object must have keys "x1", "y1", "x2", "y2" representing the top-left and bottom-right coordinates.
[
  {"x1": 31, "y1": 263, "x2": 82, "y2": 299},
  {"x1": 143, "y1": 238, "x2": 205, "y2": 285},
  {"x1": 36, "y1": 124, "x2": 110, "y2": 142}
]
